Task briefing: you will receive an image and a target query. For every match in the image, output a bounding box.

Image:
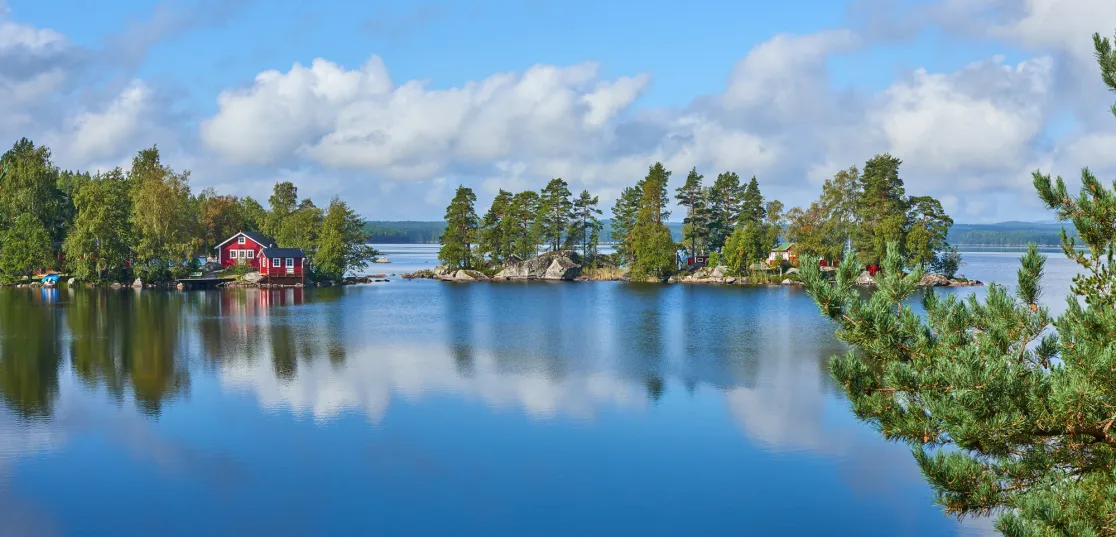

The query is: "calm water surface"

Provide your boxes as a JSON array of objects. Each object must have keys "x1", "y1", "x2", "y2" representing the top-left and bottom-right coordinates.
[{"x1": 0, "y1": 248, "x2": 1079, "y2": 537}]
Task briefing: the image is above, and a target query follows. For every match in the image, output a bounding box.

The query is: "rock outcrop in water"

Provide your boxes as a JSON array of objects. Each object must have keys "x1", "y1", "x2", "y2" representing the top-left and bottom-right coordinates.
[{"x1": 494, "y1": 250, "x2": 582, "y2": 281}]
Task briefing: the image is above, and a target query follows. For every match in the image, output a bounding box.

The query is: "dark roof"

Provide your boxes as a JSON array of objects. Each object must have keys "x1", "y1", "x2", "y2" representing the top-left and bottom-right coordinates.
[
  {"x1": 242, "y1": 231, "x2": 276, "y2": 247},
  {"x1": 261, "y1": 247, "x2": 305, "y2": 258}
]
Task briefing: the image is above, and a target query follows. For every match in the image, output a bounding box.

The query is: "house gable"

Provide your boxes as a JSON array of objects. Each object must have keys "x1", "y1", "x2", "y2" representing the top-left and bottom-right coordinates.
[{"x1": 214, "y1": 231, "x2": 276, "y2": 251}]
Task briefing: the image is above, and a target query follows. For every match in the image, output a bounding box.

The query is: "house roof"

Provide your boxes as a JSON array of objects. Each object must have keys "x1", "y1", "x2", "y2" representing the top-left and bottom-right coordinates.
[
  {"x1": 214, "y1": 231, "x2": 276, "y2": 249},
  {"x1": 261, "y1": 247, "x2": 305, "y2": 258},
  {"x1": 772, "y1": 242, "x2": 795, "y2": 252}
]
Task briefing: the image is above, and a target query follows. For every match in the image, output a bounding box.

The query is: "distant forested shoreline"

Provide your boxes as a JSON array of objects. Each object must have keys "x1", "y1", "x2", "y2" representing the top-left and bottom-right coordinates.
[
  {"x1": 946, "y1": 222, "x2": 1077, "y2": 246},
  {"x1": 366, "y1": 220, "x2": 1073, "y2": 247}
]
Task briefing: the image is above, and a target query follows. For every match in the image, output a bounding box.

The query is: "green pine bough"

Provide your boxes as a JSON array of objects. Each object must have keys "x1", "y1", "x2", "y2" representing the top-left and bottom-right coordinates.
[{"x1": 799, "y1": 30, "x2": 1116, "y2": 537}]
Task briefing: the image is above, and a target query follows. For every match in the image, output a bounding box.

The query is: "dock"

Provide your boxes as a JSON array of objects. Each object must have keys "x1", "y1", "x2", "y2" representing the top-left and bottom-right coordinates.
[{"x1": 174, "y1": 277, "x2": 236, "y2": 289}]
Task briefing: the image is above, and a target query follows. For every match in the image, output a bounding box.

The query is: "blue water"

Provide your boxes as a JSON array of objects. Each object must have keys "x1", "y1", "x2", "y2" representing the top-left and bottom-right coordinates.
[{"x1": 0, "y1": 248, "x2": 1078, "y2": 537}]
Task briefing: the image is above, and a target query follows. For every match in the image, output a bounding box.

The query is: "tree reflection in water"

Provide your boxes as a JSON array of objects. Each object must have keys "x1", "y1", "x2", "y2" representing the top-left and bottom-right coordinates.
[{"x1": 0, "y1": 289, "x2": 62, "y2": 419}]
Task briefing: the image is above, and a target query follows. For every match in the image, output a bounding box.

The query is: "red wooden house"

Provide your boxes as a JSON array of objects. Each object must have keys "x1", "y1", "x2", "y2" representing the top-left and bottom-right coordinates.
[
  {"x1": 215, "y1": 231, "x2": 307, "y2": 284},
  {"x1": 259, "y1": 247, "x2": 307, "y2": 284},
  {"x1": 216, "y1": 231, "x2": 277, "y2": 269}
]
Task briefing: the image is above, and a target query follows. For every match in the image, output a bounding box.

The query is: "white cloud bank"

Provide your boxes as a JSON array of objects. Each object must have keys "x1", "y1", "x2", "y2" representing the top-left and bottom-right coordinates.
[
  {"x1": 4, "y1": 0, "x2": 1116, "y2": 221},
  {"x1": 194, "y1": 3, "x2": 1116, "y2": 219}
]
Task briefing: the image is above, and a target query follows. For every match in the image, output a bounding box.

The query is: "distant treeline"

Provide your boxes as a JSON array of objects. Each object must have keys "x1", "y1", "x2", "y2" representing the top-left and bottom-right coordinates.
[
  {"x1": 947, "y1": 222, "x2": 1077, "y2": 246},
  {"x1": 364, "y1": 221, "x2": 446, "y2": 243},
  {"x1": 365, "y1": 220, "x2": 686, "y2": 244},
  {"x1": 367, "y1": 220, "x2": 1076, "y2": 249}
]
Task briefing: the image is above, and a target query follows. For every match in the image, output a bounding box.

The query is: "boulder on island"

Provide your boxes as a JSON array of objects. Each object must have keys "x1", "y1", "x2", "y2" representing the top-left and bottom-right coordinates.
[
  {"x1": 919, "y1": 273, "x2": 951, "y2": 287},
  {"x1": 494, "y1": 250, "x2": 583, "y2": 281},
  {"x1": 451, "y1": 270, "x2": 489, "y2": 282}
]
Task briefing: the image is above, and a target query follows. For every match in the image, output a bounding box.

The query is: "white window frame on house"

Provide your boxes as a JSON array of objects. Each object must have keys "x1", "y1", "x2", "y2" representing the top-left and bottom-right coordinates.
[
  {"x1": 238, "y1": 236, "x2": 246, "y2": 245},
  {"x1": 273, "y1": 258, "x2": 280, "y2": 267},
  {"x1": 246, "y1": 250, "x2": 254, "y2": 259},
  {"x1": 286, "y1": 258, "x2": 294, "y2": 268},
  {"x1": 229, "y1": 250, "x2": 237, "y2": 259}
]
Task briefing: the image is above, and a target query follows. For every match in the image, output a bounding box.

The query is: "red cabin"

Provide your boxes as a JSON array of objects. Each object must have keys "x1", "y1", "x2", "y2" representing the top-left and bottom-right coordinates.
[
  {"x1": 215, "y1": 231, "x2": 277, "y2": 269},
  {"x1": 259, "y1": 247, "x2": 307, "y2": 284},
  {"x1": 215, "y1": 231, "x2": 306, "y2": 284}
]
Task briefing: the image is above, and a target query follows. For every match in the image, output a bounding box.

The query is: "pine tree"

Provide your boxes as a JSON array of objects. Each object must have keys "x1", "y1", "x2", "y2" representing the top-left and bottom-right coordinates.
[
  {"x1": 630, "y1": 163, "x2": 676, "y2": 280},
  {"x1": 798, "y1": 31, "x2": 1116, "y2": 537},
  {"x1": 507, "y1": 190, "x2": 540, "y2": 259},
  {"x1": 610, "y1": 184, "x2": 642, "y2": 265},
  {"x1": 439, "y1": 185, "x2": 478, "y2": 270},
  {"x1": 738, "y1": 175, "x2": 766, "y2": 226},
  {"x1": 537, "y1": 178, "x2": 573, "y2": 251},
  {"x1": 853, "y1": 153, "x2": 908, "y2": 266},
  {"x1": 480, "y1": 189, "x2": 514, "y2": 263},
  {"x1": 567, "y1": 190, "x2": 602, "y2": 260},
  {"x1": 707, "y1": 171, "x2": 742, "y2": 253},
  {"x1": 675, "y1": 167, "x2": 708, "y2": 258}
]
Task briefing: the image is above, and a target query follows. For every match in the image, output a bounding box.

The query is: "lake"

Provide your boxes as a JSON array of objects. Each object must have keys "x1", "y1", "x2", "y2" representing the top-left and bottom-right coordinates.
[{"x1": 0, "y1": 247, "x2": 1080, "y2": 537}]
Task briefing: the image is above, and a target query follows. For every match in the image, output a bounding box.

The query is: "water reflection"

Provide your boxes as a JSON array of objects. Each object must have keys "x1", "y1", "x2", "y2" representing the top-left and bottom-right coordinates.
[
  {"x1": 0, "y1": 291, "x2": 62, "y2": 419},
  {"x1": 66, "y1": 290, "x2": 189, "y2": 415},
  {"x1": 0, "y1": 252, "x2": 1078, "y2": 537}
]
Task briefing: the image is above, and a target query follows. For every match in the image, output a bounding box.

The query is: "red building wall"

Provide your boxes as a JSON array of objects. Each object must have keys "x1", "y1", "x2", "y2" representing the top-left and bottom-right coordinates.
[
  {"x1": 218, "y1": 236, "x2": 265, "y2": 269},
  {"x1": 260, "y1": 256, "x2": 305, "y2": 277}
]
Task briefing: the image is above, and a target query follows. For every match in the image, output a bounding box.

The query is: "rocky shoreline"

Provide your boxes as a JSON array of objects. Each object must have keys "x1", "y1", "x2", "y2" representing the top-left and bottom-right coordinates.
[{"x1": 401, "y1": 251, "x2": 984, "y2": 288}]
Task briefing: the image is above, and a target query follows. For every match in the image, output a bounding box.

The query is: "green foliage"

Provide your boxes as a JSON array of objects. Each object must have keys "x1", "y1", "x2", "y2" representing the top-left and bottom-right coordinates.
[
  {"x1": 279, "y1": 199, "x2": 324, "y2": 254},
  {"x1": 853, "y1": 153, "x2": 909, "y2": 266},
  {"x1": 198, "y1": 189, "x2": 246, "y2": 251},
  {"x1": 314, "y1": 197, "x2": 378, "y2": 280},
  {"x1": 739, "y1": 176, "x2": 766, "y2": 225},
  {"x1": 240, "y1": 196, "x2": 267, "y2": 233},
  {"x1": 0, "y1": 139, "x2": 366, "y2": 285},
  {"x1": 0, "y1": 138, "x2": 64, "y2": 240},
  {"x1": 630, "y1": 163, "x2": 677, "y2": 280},
  {"x1": 479, "y1": 189, "x2": 514, "y2": 264},
  {"x1": 439, "y1": 185, "x2": 479, "y2": 270},
  {"x1": 798, "y1": 34, "x2": 1116, "y2": 535},
  {"x1": 707, "y1": 171, "x2": 741, "y2": 253},
  {"x1": 610, "y1": 184, "x2": 642, "y2": 265},
  {"x1": 0, "y1": 214, "x2": 53, "y2": 282},
  {"x1": 63, "y1": 169, "x2": 133, "y2": 283},
  {"x1": 568, "y1": 189, "x2": 603, "y2": 260},
  {"x1": 129, "y1": 147, "x2": 198, "y2": 282},
  {"x1": 948, "y1": 222, "x2": 1078, "y2": 246},
  {"x1": 363, "y1": 221, "x2": 446, "y2": 244},
  {"x1": 723, "y1": 221, "x2": 770, "y2": 275},
  {"x1": 930, "y1": 247, "x2": 964, "y2": 279},
  {"x1": 537, "y1": 178, "x2": 573, "y2": 251},
  {"x1": 1034, "y1": 166, "x2": 1116, "y2": 308},
  {"x1": 906, "y1": 196, "x2": 954, "y2": 268},
  {"x1": 675, "y1": 167, "x2": 708, "y2": 257},
  {"x1": 788, "y1": 167, "x2": 860, "y2": 262},
  {"x1": 508, "y1": 190, "x2": 540, "y2": 260},
  {"x1": 222, "y1": 262, "x2": 256, "y2": 277},
  {"x1": 265, "y1": 181, "x2": 298, "y2": 238}
]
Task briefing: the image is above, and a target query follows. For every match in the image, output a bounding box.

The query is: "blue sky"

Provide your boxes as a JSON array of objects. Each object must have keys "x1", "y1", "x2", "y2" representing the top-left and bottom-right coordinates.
[{"x1": 2, "y1": 0, "x2": 1115, "y2": 222}]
